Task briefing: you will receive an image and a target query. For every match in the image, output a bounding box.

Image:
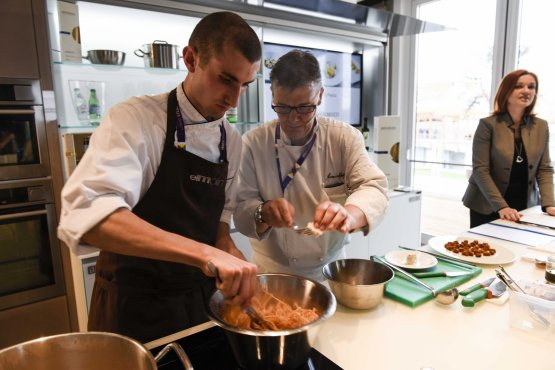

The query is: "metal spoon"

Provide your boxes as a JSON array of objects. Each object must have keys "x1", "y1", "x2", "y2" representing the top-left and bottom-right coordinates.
[{"x1": 373, "y1": 256, "x2": 459, "y2": 305}]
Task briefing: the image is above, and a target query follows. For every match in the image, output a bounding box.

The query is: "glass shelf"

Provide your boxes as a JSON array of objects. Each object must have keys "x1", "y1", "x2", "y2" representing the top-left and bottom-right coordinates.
[{"x1": 53, "y1": 60, "x2": 188, "y2": 74}]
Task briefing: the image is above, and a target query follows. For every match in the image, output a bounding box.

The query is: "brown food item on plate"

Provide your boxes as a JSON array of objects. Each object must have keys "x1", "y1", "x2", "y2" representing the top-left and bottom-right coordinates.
[{"x1": 444, "y1": 239, "x2": 496, "y2": 257}]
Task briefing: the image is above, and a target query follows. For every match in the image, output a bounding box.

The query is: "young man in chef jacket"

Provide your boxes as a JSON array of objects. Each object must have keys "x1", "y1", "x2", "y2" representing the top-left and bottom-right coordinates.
[
  {"x1": 57, "y1": 12, "x2": 260, "y2": 343},
  {"x1": 233, "y1": 50, "x2": 389, "y2": 281}
]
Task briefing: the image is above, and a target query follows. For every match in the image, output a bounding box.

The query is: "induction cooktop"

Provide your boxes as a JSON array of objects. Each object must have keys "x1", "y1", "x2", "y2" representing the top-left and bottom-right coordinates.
[{"x1": 150, "y1": 326, "x2": 343, "y2": 370}]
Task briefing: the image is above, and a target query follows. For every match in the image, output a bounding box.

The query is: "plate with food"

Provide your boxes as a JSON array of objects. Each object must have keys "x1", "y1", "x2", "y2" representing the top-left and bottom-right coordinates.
[
  {"x1": 350, "y1": 59, "x2": 361, "y2": 85},
  {"x1": 428, "y1": 236, "x2": 516, "y2": 265},
  {"x1": 384, "y1": 250, "x2": 438, "y2": 271}
]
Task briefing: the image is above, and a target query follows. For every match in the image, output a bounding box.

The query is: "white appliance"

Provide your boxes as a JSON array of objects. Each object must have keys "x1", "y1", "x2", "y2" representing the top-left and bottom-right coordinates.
[{"x1": 372, "y1": 115, "x2": 400, "y2": 189}]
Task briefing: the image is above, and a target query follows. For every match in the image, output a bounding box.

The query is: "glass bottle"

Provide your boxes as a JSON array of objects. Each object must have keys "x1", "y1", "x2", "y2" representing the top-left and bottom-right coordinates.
[
  {"x1": 88, "y1": 88, "x2": 101, "y2": 126},
  {"x1": 361, "y1": 117, "x2": 370, "y2": 151},
  {"x1": 73, "y1": 88, "x2": 88, "y2": 121},
  {"x1": 226, "y1": 107, "x2": 238, "y2": 123}
]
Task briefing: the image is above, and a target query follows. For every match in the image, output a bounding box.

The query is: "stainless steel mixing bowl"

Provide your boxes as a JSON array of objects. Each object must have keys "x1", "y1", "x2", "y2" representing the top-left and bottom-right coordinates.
[
  {"x1": 84, "y1": 49, "x2": 126, "y2": 65},
  {"x1": 207, "y1": 273, "x2": 336, "y2": 370},
  {"x1": 323, "y1": 258, "x2": 394, "y2": 309}
]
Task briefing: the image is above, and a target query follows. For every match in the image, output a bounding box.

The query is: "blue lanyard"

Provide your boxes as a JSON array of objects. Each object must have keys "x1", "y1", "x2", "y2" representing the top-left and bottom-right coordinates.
[
  {"x1": 274, "y1": 123, "x2": 317, "y2": 194},
  {"x1": 175, "y1": 105, "x2": 227, "y2": 163}
]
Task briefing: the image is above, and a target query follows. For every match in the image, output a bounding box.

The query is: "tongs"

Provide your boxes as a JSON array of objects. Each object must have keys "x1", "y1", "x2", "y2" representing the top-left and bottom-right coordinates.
[{"x1": 495, "y1": 266, "x2": 550, "y2": 327}]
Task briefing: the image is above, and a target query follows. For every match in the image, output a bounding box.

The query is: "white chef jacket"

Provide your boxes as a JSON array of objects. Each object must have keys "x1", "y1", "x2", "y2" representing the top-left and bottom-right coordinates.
[
  {"x1": 233, "y1": 117, "x2": 389, "y2": 281},
  {"x1": 57, "y1": 84, "x2": 242, "y2": 252}
]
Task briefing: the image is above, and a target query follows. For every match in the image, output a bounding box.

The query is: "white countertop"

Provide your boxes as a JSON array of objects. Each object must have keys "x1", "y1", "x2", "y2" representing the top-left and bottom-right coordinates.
[
  {"x1": 140, "y1": 206, "x2": 555, "y2": 370},
  {"x1": 309, "y1": 226, "x2": 553, "y2": 370}
]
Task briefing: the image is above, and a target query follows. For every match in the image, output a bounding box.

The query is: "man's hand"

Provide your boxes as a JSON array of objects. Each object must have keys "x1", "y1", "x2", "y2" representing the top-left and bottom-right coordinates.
[
  {"x1": 313, "y1": 202, "x2": 367, "y2": 234},
  {"x1": 259, "y1": 198, "x2": 295, "y2": 228}
]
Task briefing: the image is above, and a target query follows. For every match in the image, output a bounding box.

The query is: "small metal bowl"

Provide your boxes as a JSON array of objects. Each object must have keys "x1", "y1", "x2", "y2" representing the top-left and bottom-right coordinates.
[
  {"x1": 323, "y1": 259, "x2": 394, "y2": 309},
  {"x1": 84, "y1": 49, "x2": 126, "y2": 65}
]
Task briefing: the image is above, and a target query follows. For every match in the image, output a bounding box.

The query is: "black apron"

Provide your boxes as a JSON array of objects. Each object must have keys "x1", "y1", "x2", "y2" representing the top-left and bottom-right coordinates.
[{"x1": 88, "y1": 89, "x2": 228, "y2": 343}]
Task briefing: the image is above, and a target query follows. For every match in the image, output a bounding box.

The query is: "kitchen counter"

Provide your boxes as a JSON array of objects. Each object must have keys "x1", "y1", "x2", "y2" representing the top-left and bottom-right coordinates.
[{"x1": 146, "y1": 213, "x2": 553, "y2": 370}]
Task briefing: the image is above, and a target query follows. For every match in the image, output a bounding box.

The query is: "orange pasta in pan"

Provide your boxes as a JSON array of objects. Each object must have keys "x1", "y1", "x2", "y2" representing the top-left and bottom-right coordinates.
[{"x1": 222, "y1": 290, "x2": 319, "y2": 330}]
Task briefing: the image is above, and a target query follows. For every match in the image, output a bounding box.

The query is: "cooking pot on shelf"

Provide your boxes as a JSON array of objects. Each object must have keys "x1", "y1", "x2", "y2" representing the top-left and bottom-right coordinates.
[
  {"x1": 207, "y1": 273, "x2": 336, "y2": 370},
  {"x1": 83, "y1": 49, "x2": 126, "y2": 65},
  {"x1": 0, "y1": 331, "x2": 193, "y2": 370},
  {"x1": 134, "y1": 40, "x2": 182, "y2": 69}
]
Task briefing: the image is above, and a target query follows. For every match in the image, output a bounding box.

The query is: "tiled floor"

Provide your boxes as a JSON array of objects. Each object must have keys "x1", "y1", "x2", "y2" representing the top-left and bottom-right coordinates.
[{"x1": 420, "y1": 193, "x2": 469, "y2": 239}]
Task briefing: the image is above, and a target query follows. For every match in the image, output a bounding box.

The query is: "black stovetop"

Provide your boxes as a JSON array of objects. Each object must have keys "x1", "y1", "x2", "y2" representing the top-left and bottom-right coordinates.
[{"x1": 150, "y1": 326, "x2": 343, "y2": 370}]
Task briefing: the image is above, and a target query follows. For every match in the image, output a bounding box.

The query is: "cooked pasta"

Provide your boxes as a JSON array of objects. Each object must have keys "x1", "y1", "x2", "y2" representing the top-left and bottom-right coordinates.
[{"x1": 222, "y1": 290, "x2": 319, "y2": 330}]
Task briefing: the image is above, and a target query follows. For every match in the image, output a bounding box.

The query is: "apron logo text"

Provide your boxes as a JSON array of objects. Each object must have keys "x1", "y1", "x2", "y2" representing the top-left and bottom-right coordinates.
[{"x1": 189, "y1": 174, "x2": 225, "y2": 186}]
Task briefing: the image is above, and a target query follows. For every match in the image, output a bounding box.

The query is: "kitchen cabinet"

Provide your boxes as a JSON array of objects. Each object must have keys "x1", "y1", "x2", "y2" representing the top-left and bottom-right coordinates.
[{"x1": 0, "y1": 0, "x2": 40, "y2": 79}]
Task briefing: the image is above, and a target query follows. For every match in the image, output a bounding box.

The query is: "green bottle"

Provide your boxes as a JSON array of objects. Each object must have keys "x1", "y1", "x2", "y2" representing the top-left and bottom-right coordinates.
[{"x1": 88, "y1": 88, "x2": 101, "y2": 126}]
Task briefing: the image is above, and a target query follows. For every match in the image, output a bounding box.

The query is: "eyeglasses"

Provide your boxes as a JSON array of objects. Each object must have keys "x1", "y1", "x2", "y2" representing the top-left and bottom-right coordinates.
[{"x1": 271, "y1": 104, "x2": 317, "y2": 114}]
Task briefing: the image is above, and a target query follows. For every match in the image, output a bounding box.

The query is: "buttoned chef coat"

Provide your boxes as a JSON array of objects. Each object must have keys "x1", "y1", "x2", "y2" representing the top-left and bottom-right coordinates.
[
  {"x1": 233, "y1": 117, "x2": 389, "y2": 281},
  {"x1": 57, "y1": 84, "x2": 242, "y2": 252}
]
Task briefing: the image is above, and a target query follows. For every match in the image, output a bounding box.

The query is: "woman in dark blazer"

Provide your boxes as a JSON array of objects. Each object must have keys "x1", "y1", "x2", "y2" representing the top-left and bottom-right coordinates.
[{"x1": 463, "y1": 69, "x2": 555, "y2": 227}]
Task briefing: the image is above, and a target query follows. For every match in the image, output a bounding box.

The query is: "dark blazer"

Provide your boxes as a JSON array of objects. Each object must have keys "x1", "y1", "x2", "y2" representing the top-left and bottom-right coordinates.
[{"x1": 462, "y1": 113, "x2": 554, "y2": 215}]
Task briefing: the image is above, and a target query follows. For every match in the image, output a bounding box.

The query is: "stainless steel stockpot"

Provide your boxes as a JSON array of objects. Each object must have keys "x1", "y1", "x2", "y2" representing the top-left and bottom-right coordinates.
[
  {"x1": 0, "y1": 331, "x2": 193, "y2": 370},
  {"x1": 134, "y1": 40, "x2": 181, "y2": 69}
]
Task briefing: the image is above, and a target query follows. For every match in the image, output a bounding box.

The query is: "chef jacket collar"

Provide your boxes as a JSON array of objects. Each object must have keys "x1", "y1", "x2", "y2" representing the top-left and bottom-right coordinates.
[{"x1": 177, "y1": 82, "x2": 214, "y2": 124}]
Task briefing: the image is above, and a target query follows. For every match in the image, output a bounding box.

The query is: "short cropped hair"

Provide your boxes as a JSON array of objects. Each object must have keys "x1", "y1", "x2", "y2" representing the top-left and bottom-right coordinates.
[
  {"x1": 270, "y1": 49, "x2": 322, "y2": 91},
  {"x1": 189, "y1": 11, "x2": 262, "y2": 67}
]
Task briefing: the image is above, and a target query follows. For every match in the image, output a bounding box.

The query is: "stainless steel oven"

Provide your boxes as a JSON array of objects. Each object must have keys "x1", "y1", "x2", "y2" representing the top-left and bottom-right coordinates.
[
  {"x1": 0, "y1": 78, "x2": 50, "y2": 181},
  {"x1": 0, "y1": 178, "x2": 64, "y2": 310}
]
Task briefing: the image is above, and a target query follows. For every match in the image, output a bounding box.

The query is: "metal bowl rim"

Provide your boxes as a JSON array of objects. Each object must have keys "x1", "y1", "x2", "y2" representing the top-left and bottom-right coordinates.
[
  {"x1": 322, "y1": 258, "x2": 395, "y2": 287},
  {"x1": 0, "y1": 331, "x2": 152, "y2": 359}
]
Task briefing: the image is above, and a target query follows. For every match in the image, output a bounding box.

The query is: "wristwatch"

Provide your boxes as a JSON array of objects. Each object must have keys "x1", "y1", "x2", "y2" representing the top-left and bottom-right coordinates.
[{"x1": 254, "y1": 202, "x2": 265, "y2": 224}]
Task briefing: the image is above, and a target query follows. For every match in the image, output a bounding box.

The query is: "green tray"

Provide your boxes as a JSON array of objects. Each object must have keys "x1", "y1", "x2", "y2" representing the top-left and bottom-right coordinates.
[{"x1": 384, "y1": 258, "x2": 482, "y2": 307}]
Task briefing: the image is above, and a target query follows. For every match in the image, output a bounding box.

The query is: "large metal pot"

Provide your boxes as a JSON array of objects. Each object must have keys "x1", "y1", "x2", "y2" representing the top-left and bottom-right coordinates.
[
  {"x1": 207, "y1": 273, "x2": 336, "y2": 370},
  {"x1": 0, "y1": 331, "x2": 193, "y2": 370},
  {"x1": 134, "y1": 40, "x2": 181, "y2": 69}
]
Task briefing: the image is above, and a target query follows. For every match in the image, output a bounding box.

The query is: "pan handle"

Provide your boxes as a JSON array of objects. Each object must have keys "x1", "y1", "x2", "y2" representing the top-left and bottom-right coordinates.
[
  {"x1": 134, "y1": 48, "x2": 147, "y2": 57},
  {"x1": 154, "y1": 342, "x2": 194, "y2": 370}
]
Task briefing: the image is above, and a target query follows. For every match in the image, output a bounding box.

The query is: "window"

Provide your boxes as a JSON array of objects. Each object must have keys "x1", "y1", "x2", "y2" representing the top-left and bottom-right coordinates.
[
  {"x1": 410, "y1": 0, "x2": 498, "y2": 198},
  {"x1": 517, "y1": 0, "x2": 555, "y2": 158}
]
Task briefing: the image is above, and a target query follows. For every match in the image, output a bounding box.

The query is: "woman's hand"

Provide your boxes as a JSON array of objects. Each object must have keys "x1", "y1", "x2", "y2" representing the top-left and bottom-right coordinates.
[
  {"x1": 545, "y1": 206, "x2": 555, "y2": 216},
  {"x1": 498, "y1": 207, "x2": 523, "y2": 221}
]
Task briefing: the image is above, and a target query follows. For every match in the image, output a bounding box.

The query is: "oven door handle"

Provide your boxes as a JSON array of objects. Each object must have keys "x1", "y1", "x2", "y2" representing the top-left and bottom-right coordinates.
[
  {"x1": 0, "y1": 209, "x2": 47, "y2": 220},
  {"x1": 0, "y1": 109, "x2": 36, "y2": 115}
]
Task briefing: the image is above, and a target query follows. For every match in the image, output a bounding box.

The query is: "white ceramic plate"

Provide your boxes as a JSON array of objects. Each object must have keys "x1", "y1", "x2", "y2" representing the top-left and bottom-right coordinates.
[
  {"x1": 384, "y1": 250, "x2": 438, "y2": 271},
  {"x1": 428, "y1": 235, "x2": 516, "y2": 265}
]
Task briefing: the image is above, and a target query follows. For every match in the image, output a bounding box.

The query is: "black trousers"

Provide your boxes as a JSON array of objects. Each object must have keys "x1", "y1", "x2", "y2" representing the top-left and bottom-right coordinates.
[{"x1": 469, "y1": 209, "x2": 499, "y2": 228}]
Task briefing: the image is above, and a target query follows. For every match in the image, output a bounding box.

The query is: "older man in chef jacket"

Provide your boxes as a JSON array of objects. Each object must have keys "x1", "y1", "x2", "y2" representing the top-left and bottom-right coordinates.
[{"x1": 233, "y1": 50, "x2": 389, "y2": 281}]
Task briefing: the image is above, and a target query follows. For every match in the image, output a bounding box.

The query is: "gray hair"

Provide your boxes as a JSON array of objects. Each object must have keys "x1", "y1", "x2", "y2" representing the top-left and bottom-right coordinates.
[{"x1": 270, "y1": 49, "x2": 322, "y2": 91}]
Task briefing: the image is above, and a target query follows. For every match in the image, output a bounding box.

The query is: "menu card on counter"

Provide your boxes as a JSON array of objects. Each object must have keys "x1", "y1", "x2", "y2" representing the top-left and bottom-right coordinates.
[{"x1": 469, "y1": 222, "x2": 555, "y2": 248}]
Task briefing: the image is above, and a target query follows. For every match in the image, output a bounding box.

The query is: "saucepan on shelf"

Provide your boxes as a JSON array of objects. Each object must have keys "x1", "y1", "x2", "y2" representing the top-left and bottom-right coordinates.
[
  {"x1": 134, "y1": 40, "x2": 182, "y2": 69},
  {"x1": 83, "y1": 49, "x2": 126, "y2": 65}
]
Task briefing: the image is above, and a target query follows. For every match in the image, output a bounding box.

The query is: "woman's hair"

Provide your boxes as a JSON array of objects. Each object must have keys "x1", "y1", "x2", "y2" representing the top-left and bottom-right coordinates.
[
  {"x1": 492, "y1": 69, "x2": 538, "y2": 116},
  {"x1": 270, "y1": 49, "x2": 322, "y2": 91},
  {"x1": 189, "y1": 12, "x2": 261, "y2": 67}
]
